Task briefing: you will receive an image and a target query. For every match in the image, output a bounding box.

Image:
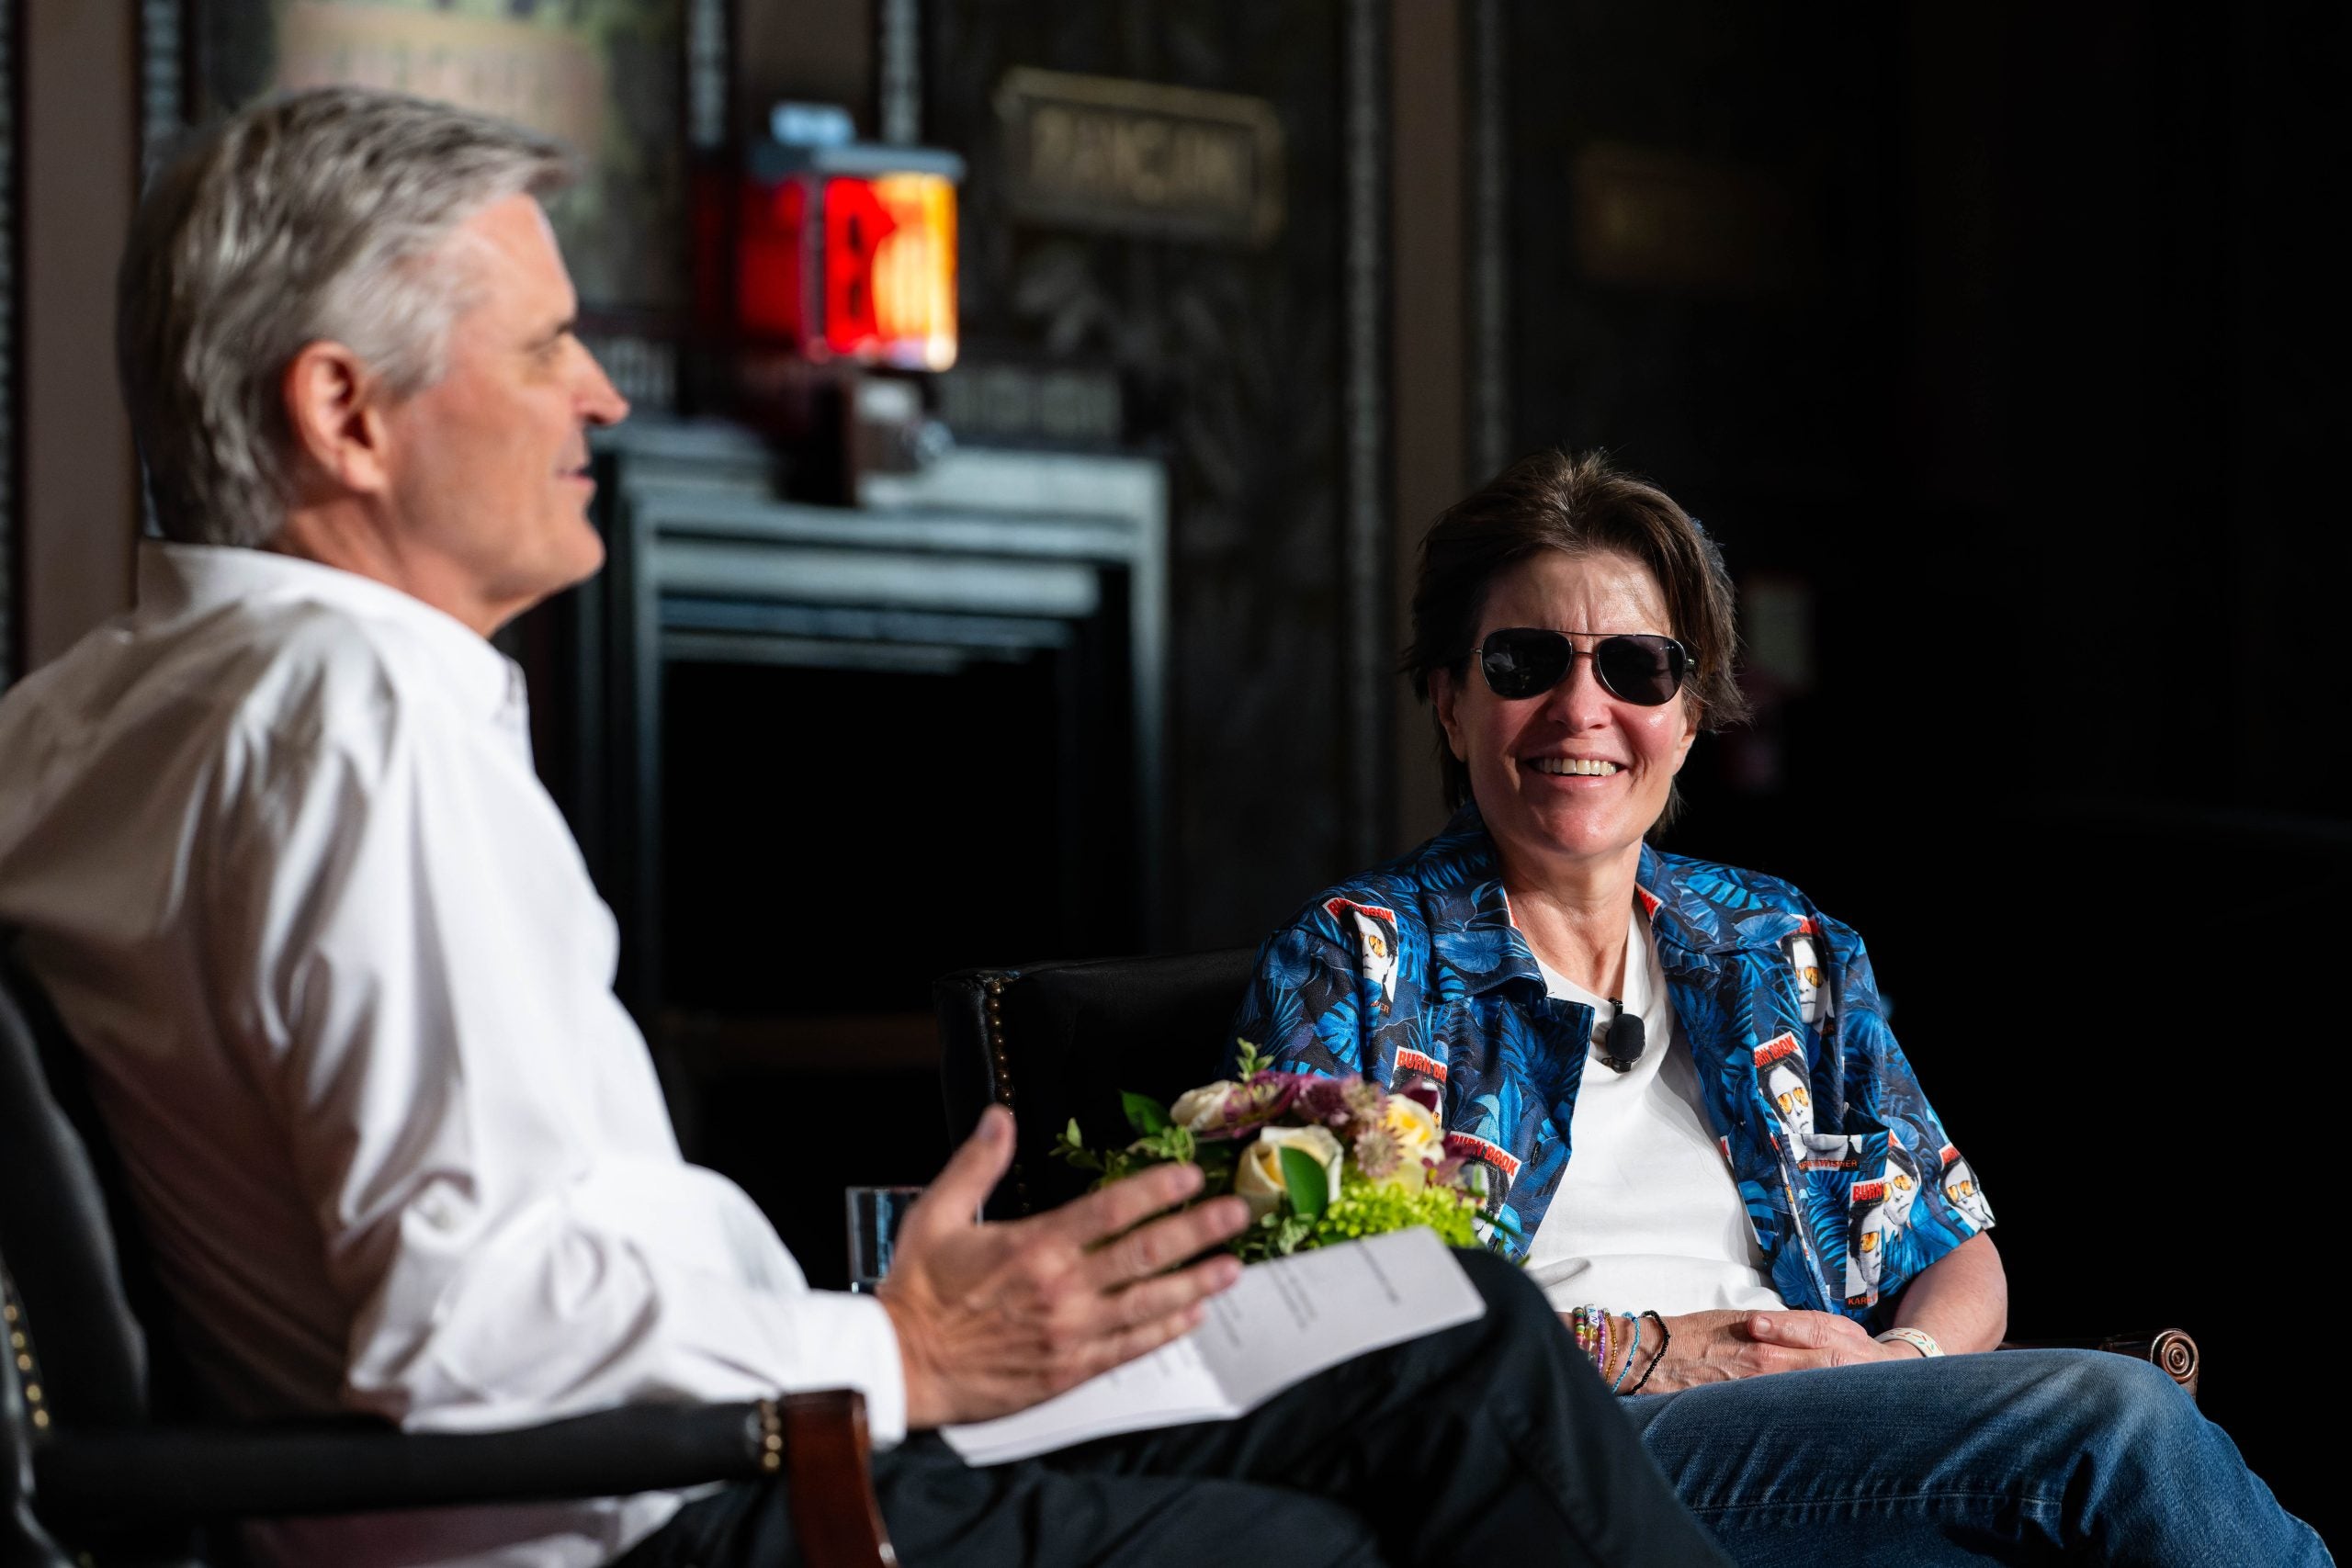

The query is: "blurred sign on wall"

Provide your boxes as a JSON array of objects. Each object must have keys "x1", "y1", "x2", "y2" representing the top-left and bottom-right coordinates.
[
  {"x1": 935, "y1": 362, "x2": 1124, "y2": 446},
  {"x1": 1570, "y1": 141, "x2": 1808, "y2": 299},
  {"x1": 994, "y1": 67, "x2": 1283, "y2": 246}
]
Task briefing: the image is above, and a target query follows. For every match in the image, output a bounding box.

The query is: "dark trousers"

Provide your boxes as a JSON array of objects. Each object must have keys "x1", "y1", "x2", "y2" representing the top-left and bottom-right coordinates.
[{"x1": 619, "y1": 1252, "x2": 1726, "y2": 1568}]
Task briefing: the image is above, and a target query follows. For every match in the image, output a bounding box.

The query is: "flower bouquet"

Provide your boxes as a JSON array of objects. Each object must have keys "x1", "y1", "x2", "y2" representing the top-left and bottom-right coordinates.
[{"x1": 1054, "y1": 1043, "x2": 1494, "y2": 1262}]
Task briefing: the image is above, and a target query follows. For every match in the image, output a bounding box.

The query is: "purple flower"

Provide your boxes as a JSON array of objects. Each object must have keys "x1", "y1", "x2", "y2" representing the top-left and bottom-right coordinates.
[
  {"x1": 1296, "y1": 1077, "x2": 1355, "y2": 1129},
  {"x1": 1193, "y1": 1072, "x2": 1303, "y2": 1140},
  {"x1": 1352, "y1": 1127, "x2": 1405, "y2": 1181},
  {"x1": 1340, "y1": 1078, "x2": 1388, "y2": 1134}
]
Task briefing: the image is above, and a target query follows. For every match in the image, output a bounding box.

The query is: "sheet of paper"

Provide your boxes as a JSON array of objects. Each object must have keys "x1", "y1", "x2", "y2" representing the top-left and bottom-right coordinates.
[{"x1": 942, "y1": 1226, "x2": 1486, "y2": 1465}]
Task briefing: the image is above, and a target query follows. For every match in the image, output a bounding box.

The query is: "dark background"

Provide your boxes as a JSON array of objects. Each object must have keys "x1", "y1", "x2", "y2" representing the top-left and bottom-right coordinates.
[
  {"x1": 1489, "y1": 0, "x2": 2345, "y2": 1543},
  {"x1": 696, "y1": 0, "x2": 2348, "y2": 1545},
  {"x1": 701, "y1": 0, "x2": 2351, "y2": 1547}
]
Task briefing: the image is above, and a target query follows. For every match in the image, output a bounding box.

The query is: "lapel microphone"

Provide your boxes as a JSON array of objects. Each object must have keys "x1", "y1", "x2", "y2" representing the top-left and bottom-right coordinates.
[{"x1": 1597, "y1": 1008, "x2": 1645, "y2": 1074}]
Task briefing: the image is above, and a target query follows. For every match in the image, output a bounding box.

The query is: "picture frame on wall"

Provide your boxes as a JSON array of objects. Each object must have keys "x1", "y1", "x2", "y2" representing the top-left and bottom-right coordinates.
[
  {"x1": 151, "y1": 0, "x2": 730, "y2": 409},
  {"x1": 1, "y1": 0, "x2": 20, "y2": 691}
]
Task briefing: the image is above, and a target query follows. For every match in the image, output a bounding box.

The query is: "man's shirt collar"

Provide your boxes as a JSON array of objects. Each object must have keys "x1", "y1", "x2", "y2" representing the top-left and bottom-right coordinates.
[{"x1": 140, "y1": 541, "x2": 523, "y2": 728}]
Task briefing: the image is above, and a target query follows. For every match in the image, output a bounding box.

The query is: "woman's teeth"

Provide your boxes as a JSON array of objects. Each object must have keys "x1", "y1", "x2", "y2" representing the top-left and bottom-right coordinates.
[{"x1": 1530, "y1": 757, "x2": 1620, "y2": 776}]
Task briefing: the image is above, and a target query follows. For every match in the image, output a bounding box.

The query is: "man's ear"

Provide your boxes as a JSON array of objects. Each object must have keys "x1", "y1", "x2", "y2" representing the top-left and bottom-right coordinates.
[
  {"x1": 1430, "y1": 665, "x2": 1468, "y2": 761},
  {"x1": 281, "y1": 341, "x2": 391, "y2": 498}
]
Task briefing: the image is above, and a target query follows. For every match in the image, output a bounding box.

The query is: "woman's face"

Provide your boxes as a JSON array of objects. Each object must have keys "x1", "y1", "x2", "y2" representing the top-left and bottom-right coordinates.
[{"x1": 1432, "y1": 550, "x2": 1700, "y2": 883}]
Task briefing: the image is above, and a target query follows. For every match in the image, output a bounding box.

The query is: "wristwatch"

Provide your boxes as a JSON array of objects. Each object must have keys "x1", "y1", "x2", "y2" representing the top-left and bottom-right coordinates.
[{"x1": 1874, "y1": 1326, "x2": 1944, "y2": 1359}]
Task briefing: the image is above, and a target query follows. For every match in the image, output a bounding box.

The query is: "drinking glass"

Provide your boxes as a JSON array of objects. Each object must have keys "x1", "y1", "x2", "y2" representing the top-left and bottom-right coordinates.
[{"x1": 844, "y1": 1185, "x2": 924, "y2": 1293}]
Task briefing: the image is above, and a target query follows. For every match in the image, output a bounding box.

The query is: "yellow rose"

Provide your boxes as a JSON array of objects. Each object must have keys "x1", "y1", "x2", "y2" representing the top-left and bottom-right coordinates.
[
  {"x1": 1233, "y1": 1124, "x2": 1346, "y2": 1219},
  {"x1": 1382, "y1": 1094, "x2": 1443, "y2": 1162}
]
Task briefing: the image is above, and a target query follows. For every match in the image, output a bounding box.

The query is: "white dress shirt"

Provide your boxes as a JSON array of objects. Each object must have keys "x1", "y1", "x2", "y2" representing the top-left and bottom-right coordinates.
[
  {"x1": 0, "y1": 544, "x2": 906, "y2": 1568},
  {"x1": 1523, "y1": 908, "x2": 1788, "y2": 1316}
]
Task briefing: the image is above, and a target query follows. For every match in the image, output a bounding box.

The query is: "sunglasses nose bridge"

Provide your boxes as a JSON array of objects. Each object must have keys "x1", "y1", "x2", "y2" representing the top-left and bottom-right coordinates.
[{"x1": 1551, "y1": 642, "x2": 1623, "y2": 711}]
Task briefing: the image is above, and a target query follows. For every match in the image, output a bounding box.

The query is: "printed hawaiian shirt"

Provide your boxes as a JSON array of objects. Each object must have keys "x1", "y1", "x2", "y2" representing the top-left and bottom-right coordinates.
[{"x1": 1231, "y1": 805, "x2": 1995, "y2": 1325}]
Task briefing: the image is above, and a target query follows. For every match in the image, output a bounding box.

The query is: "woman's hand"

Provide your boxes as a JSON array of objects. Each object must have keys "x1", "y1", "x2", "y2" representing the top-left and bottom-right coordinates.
[{"x1": 1630, "y1": 1309, "x2": 1917, "y2": 1393}]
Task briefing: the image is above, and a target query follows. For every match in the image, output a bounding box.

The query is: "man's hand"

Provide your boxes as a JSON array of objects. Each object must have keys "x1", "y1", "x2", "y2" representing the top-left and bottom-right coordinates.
[
  {"x1": 1634, "y1": 1309, "x2": 1915, "y2": 1393},
  {"x1": 878, "y1": 1106, "x2": 1250, "y2": 1429}
]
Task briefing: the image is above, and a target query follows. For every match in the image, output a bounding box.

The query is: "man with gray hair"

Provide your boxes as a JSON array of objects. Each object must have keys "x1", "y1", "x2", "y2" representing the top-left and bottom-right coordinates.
[{"x1": 0, "y1": 87, "x2": 1724, "y2": 1568}]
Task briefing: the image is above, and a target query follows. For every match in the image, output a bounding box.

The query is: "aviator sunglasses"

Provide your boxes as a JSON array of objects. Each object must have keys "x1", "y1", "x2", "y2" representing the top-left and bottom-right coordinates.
[{"x1": 1464, "y1": 627, "x2": 1693, "y2": 705}]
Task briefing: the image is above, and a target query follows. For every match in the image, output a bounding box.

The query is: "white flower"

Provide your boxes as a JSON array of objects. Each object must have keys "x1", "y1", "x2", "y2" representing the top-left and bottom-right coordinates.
[
  {"x1": 1170, "y1": 1080, "x2": 1241, "y2": 1132},
  {"x1": 1234, "y1": 1124, "x2": 1346, "y2": 1219}
]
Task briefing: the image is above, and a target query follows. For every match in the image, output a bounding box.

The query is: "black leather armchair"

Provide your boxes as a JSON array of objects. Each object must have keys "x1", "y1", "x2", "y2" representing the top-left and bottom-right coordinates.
[
  {"x1": 0, "y1": 936, "x2": 896, "y2": 1568},
  {"x1": 935, "y1": 950, "x2": 2200, "y2": 1397}
]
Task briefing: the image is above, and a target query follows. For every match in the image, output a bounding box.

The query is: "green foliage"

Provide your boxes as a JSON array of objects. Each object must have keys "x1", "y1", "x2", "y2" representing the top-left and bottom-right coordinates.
[
  {"x1": 1053, "y1": 1113, "x2": 1204, "y2": 1189},
  {"x1": 1312, "y1": 1180, "x2": 1483, "y2": 1251},
  {"x1": 1122, "y1": 1091, "x2": 1170, "y2": 1135},
  {"x1": 1232, "y1": 1039, "x2": 1271, "y2": 1077},
  {"x1": 1277, "y1": 1145, "x2": 1329, "y2": 1218}
]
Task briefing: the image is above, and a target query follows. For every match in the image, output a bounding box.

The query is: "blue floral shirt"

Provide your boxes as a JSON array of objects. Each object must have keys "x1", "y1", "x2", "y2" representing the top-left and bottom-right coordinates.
[{"x1": 1231, "y1": 806, "x2": 1995, "y2": 1324}]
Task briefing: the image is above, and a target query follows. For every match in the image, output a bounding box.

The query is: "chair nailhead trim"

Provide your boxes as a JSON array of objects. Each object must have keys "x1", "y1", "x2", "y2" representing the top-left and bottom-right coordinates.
[
  {"x1": 982, "y1": 975, "x2": 1031, "y2": 1213},
  {"x1": 1, "y1": 1269, "x2": 45, "y2": 1430}
]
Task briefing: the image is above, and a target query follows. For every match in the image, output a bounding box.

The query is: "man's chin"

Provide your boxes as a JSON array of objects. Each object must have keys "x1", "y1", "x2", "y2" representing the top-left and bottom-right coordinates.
[{"x1": 483, "y1": 533, "x2": 608, "y2": 634}]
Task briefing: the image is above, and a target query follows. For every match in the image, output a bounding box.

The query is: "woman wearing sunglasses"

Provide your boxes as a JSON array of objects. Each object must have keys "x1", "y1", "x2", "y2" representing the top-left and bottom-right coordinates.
[{"x1": 1231, "y1": 450, "x2": 2324, "y2": 1565}]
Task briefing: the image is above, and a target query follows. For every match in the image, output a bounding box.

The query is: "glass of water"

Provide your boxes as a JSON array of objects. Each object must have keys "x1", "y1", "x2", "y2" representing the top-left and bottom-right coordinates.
[{"x1": 844, "y1": 1185, "x2": 924, "y2": 1293}]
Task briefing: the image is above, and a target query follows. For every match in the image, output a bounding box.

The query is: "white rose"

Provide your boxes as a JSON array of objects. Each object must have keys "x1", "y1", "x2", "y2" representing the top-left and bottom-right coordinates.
[
  {"x1": 1170, "y1": 1080, "x2": 1240, "y2": 1132},
  {"x1": 1233, "y1": 1124, "x2": 1346, "y2": 1219},
  {"x1": 1382, "y1": 1094, "x2": 1443, "y2": 1162}
]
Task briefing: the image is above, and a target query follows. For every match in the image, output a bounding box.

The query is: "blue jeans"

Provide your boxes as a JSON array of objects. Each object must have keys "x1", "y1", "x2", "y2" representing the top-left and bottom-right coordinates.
[{"x1": 1621, "y1": 1348, "x2": 2330, "y2": 1565}]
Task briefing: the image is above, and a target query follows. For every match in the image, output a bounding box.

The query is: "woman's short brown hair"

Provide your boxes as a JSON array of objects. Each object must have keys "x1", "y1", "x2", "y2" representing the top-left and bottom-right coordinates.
[{"x1": 1402, "y1": 449, "x2": 1748, "y2": 818}]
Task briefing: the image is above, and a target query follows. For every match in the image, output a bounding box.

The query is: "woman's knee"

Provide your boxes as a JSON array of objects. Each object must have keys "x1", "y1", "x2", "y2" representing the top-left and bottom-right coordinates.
[
  {"x1": 2000, "y1": 1348, "x2": 2207, "y2": 1479},
  {"x1": 2042, "y1": 1348, "x2": 2194, "y2": 1432}
]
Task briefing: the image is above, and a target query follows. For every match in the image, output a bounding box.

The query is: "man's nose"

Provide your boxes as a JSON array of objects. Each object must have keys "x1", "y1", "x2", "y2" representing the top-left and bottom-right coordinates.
[{"x1": 576, "y1": 347, "x2": 630, "y2": 427}]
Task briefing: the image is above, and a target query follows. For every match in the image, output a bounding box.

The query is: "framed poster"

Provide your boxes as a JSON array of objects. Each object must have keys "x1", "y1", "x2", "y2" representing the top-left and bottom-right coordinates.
[
  {"x1": 1, "y1": 0, "x2": 18, "y2": 690},
  {"x1": 173, "y1": 0, "x2": 709, "y2": 340}
]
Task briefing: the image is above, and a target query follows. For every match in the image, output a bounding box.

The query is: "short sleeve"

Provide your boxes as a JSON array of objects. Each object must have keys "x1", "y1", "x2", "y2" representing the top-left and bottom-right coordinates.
[{"x1": 1230, "y1": 918, "x2": 1367, "y2": 1079}]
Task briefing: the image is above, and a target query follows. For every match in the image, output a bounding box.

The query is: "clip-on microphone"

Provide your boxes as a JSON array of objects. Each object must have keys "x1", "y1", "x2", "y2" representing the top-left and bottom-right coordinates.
[{"x1": 1597, "y1": 1008, "x2": 1645, "y2": 1074}]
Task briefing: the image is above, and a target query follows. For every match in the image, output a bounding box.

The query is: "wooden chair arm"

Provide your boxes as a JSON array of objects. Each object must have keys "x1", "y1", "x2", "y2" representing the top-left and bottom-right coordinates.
[
  {"x1": 1999, "y1": 1327, "x2": 2199, "y2": 1398},
  {"x1": 784, "y1": 1389, "x2": 898, "y2": 1568}
]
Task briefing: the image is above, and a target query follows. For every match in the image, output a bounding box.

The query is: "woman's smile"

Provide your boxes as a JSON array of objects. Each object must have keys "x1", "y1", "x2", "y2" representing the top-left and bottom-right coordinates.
[
  {"x1": 1523, "y1": 756, "x2": 1626, "y2": 779},
  {"x1": 1436, "y1": 549, "x2": 1699, "y2": 878}
]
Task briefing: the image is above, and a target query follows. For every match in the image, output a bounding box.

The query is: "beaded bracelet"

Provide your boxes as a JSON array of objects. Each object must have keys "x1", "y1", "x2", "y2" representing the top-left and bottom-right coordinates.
[
  {"x1": 1610, "y1": 1312, "x2": 1644, "y2": 1394},
  {"x1": 1569, "y1": 1303, "x2": 1616, "y2": 1381},
  {"x1": 1569, "y1": 1303, "x2": 1598, "y2": 1364},
  {"x1": 1624, "y1": 1310, "x2": 1669, "y2": 1395}
]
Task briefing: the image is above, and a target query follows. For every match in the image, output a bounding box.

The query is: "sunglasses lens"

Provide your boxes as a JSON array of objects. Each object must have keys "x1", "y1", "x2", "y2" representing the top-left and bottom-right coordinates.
[
  {"x1": 1595, "y1": 636, "x2": 1687, "y2": 705},
  {"x1": 1480, "y1": 629, "x2": 1571, "y2": 699}
]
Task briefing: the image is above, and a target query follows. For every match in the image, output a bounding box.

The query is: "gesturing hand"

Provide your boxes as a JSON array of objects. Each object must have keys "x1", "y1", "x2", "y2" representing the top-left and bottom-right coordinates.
[
  {"x1": 1634, "y1": 1309, "x2": 1916, "y2": 1393},
  {"x1": 878, "y1": 1106, "x2": 1251, "y2": 1429}
]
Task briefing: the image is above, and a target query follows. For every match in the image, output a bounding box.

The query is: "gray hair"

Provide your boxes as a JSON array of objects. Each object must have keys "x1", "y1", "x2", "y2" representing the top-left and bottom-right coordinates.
[{"x1": 118, "y1": 87, "x2": 572, "y2": 548}]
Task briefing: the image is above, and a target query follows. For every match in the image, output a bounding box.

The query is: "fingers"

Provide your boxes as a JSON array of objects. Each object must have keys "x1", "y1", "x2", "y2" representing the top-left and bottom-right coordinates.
[
  {"x1": 1103, "y1": 1250, "x2": 1244, "y2": 1327},
  {"x1": 912, "y1": 1105, "x2": 1016, "y2": 1235},
  {"x1": 1744, "y1": 1311, "x2": 1865, "y2": 1350},
  {"x1": 1046, "y1": 1159, "x2": 1212, "y2": 1247},
  {"x1": 1082, "y1": 1196, "x2": 1251, "y2": 1290},
  {"x1": 1064, "y1": 1292, "x2": 1220, "y2": 1386}
]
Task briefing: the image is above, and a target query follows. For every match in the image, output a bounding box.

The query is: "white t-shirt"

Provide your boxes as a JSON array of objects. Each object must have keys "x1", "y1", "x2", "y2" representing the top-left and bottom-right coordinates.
[
  {"x1": 1522, "y1": 908, "x2": 1787, "y2": 1315},
  {"x1": 0, "y1": 544, "x2": 906, "y2": 1568}
]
